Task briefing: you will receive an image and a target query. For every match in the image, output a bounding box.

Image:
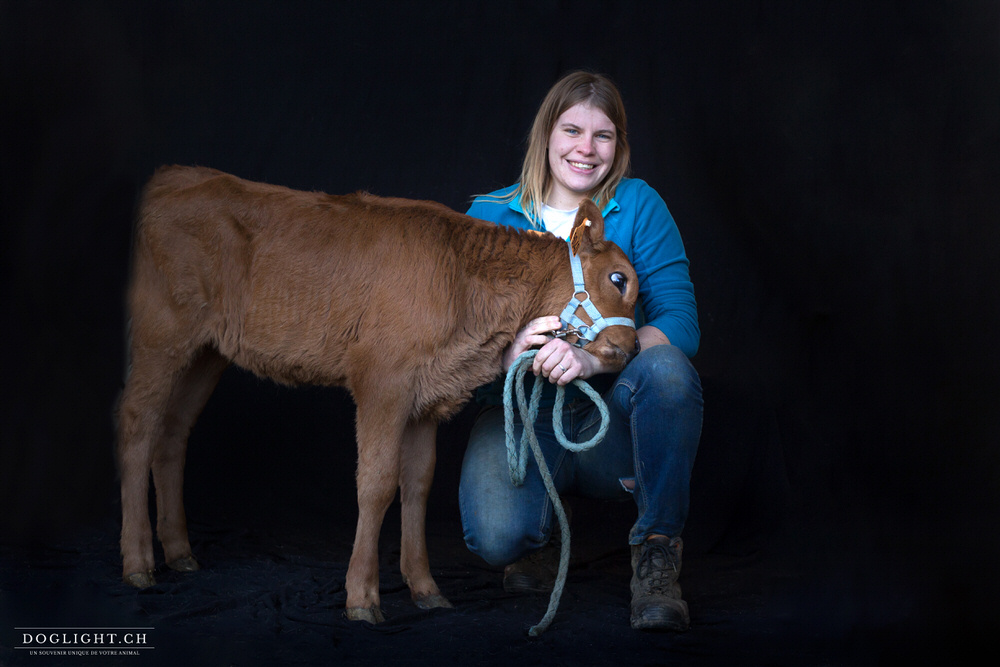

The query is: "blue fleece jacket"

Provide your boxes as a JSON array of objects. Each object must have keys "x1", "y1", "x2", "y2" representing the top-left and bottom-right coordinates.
[{"x1": 466, "y1": 177, "x2": 700, "y2": 359}]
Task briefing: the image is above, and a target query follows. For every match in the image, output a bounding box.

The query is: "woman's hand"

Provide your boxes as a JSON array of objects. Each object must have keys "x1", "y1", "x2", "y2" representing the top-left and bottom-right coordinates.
[
  {"x1": 505, "y1": 317, "x2": 669, "y2": 385},
  {"x1": 503, "y1": 316, "x2": 620, "y2": 386},
  {"x1": 502, "y1": 316, "x2": 563, "y2": 372},
  {"x1": 531, "y1": 337, "x2": 606, "y2": 386}
]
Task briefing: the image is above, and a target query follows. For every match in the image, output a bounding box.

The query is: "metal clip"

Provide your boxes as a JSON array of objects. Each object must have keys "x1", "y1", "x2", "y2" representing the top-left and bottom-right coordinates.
[{"x1": 551, "y1": 326, "x2": 589, "y2": 348}]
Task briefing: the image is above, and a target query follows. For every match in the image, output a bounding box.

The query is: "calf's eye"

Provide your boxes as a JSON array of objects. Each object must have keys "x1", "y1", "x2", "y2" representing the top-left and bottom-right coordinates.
[{"x1": 609, "y1": 272, "x2": 628, "y2": 295}]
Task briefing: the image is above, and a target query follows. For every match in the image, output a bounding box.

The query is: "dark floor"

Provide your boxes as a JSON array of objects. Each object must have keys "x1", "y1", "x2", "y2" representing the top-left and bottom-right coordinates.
[
  {"x1": 0, "y1": 520, "x2": 771, "y2": 666},
  {"x1": 2, "y1": 491, "x2": 978, "y2": 667},
  {"x1": 0, "y1": 382, "x2": 990, "y2": 667}
]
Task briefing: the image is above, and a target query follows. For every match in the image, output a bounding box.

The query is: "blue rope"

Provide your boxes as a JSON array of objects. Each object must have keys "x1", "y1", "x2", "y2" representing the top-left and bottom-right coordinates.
[{"x1": 502, "y1": 350, "x2": 611, "y2": 636}]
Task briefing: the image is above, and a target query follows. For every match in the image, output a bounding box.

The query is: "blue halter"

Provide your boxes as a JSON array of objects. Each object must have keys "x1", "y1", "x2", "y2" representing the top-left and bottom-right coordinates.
[{"x1": 556, "y1": 243, "x2": 635, "y2": 347}]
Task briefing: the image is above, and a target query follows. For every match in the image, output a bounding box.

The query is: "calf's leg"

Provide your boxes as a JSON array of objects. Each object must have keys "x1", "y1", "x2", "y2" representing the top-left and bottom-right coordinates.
[
  {"x1": 152, "y1": 348, "x2": 229, "y2": 573},
  {"x1": 344, "y1": 398, "x2": 407, "y2": 623},
  {"x1": 118, "y1": 346, "x2": 191, "y2": 587},
  {"x1": 399, "y1": 418, "x2": 451, "y2": 610}
]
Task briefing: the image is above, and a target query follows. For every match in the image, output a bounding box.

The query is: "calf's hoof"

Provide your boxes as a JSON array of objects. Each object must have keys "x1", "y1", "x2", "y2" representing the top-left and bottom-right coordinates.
[
  {"x1": 414, "y1": 593, "x2": 453, "y2": 610},
  {"x1": 124, "y1": 571, "x2": 156, "y2": 589},
  {"x1": 345, "y1": 606, "x2": 386, "y2": 624},
  {"x1": 167, "y1": 556, "x2": 200, "y2": 573}
]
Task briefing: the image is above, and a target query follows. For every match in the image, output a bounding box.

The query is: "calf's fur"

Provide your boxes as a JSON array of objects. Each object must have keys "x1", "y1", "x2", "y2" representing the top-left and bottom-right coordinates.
[{"x1": 117, "y1": 165, "x2": 638, "y2": 623}]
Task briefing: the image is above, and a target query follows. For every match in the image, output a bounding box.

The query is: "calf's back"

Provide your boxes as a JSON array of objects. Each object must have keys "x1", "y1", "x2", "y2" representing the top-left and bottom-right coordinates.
[{"x1": 130, "y1": 165, "x2": 567, "y2": 421}]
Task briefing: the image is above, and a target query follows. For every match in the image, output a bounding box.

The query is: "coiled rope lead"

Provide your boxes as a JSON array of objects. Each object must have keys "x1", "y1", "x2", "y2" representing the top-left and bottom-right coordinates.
[{"x1": 503, "y1": 350, "x2": 612, "y2": 636}]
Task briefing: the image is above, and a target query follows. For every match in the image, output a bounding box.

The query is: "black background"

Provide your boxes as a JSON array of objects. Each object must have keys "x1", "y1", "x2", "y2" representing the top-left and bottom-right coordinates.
[{"x1": 2, "y1": 1, "x2": 998, "y2": 665}]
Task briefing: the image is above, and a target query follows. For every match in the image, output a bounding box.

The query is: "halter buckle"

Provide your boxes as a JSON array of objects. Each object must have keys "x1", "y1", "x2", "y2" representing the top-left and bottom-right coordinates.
[{"x1": 551, "y1": 325, "x2": 589, "y2": 348}]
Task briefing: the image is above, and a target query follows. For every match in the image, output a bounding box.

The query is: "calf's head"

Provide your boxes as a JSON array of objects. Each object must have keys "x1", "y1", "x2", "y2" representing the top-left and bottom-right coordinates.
[{"x1": 562, "y1": 199, "x2": 640, "y2": 371}]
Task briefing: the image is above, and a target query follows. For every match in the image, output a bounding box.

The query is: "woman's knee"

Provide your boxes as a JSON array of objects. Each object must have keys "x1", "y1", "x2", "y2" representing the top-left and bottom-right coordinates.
[
  {"x1": 459, "y1": 408, "x2": 548, "y2": 566},
  {"x1": 460, "y1": 476, "x2": 548, "y2": 566},
  {"x1": 620, "y1": 344, "x2": 702, "y2": 406},
  {"x1": 462, "y1": 512, "x2": 544, "y2": 567}
]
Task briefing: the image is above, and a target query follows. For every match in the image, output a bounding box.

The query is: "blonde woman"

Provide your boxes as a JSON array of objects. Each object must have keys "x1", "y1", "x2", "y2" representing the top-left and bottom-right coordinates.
[{"x1": 459, "y1": 71, "x2": 703, "y2": 631}]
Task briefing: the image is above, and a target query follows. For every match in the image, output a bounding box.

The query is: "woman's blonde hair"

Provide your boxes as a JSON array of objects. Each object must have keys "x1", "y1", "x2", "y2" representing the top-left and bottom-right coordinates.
[{"x1": 482, "y1": 71, "x2": 631, "y2": 226}]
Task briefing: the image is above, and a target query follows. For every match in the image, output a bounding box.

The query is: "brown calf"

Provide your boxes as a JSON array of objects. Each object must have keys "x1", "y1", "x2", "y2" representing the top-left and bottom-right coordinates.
[{"x1": 116, "y1": 165, "x2": 638, "y2": 623}]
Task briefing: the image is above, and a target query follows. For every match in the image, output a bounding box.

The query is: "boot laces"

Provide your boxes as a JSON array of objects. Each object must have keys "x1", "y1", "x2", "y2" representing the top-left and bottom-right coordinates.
[{"x1": 636, "y1": 541, "x2": 679, "y2": 592}]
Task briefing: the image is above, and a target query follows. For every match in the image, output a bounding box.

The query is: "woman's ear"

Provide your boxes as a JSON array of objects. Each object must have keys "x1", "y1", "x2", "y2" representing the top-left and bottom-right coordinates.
[{"x1": 569, "y1": 199, "x2": 605, "y2": 255}]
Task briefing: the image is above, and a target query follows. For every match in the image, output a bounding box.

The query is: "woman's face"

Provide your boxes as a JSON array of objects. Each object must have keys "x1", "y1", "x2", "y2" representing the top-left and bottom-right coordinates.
[{"x1": 545, "y1": 103, "x2": 617, "y2": 210}]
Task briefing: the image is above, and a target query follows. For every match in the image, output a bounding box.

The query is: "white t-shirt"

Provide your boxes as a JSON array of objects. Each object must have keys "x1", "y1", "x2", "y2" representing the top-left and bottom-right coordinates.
[{"x1": 540, "y1": 204, "x2": 578, "y2": 240}]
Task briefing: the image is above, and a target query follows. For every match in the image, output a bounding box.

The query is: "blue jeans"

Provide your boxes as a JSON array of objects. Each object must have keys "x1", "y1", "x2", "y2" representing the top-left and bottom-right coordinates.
[{"x1": 459, "y1": 344, "x2": 703, "y2": 567}]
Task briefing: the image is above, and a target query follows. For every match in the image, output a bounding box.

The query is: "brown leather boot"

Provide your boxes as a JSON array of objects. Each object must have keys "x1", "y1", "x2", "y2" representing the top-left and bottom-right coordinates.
[
  {"x1": 502, "y1": 504, "x2": 570, "y2": 594},
  {"x1": 630, "y1": 535, "x2": 690, "y2": 631},
  {"x1": 502, "y1": 540, "x2": 559, "y2": 593}
]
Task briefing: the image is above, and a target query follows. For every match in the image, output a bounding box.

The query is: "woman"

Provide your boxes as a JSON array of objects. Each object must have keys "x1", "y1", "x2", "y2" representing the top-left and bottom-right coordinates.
[{"x1": 459, "y1": 71, "x2": 703, "y2": 632}]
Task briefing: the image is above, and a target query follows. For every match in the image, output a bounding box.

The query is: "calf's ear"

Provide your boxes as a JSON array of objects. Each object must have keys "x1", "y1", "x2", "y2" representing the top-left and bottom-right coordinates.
[{"x1": 569, "y1": 199, "x2": 606, "y2": 255}]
